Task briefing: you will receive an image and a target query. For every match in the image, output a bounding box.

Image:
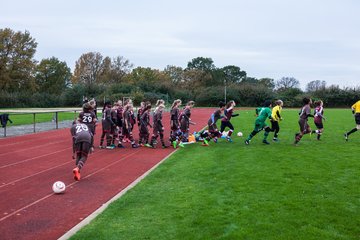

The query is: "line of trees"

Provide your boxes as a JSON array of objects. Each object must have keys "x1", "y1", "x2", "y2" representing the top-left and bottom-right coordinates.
[{"x1": 1, "y1": 28, "x2": 359, "y2": 108}]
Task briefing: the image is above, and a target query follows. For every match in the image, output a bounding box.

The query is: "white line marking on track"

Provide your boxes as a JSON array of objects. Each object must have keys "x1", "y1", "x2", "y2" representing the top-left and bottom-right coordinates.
[
  {"x1": 0, "y1": 148, "x2": 108, "y2": 184},
  {"x1": 0, "y1": 133, "x2": 69, "y2": 147},
  {"x1": 0, "y1": 192, "x2": 56, "y2": 222},
  {"x1": 0, "y1": 149, "x2": 142, "y2": 222},
  {"x1": 0, "y1": 147, "x2": 72, "y2": 169},
  {"x1": 0, "y1": 140, "x2": 69, "y2": 157},
  {"x1": 0, "y1": 160, "x2": 72, "y2": 189}
]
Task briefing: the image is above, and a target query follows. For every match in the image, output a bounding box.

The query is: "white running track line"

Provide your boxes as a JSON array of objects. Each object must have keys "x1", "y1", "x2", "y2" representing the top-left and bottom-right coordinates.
[
  {"x1": 58, "y1": 149, "x2": 179, "y2": 240},
  {"x1": 0, "y1": 139, "x2": 68, "y2": 157},
  {"x1": 0, "y1": 160, "x2": 72, "y2": 188},
  {"x1": 0, "y1": 147, "x2": 72, "y2": 169},
  {"x1": 0, "y1": 133, "x2": 69, "y2": 147},
  {"x1": 0, "y1": 148, "x2": 110, "y2": 185},
  {"x1": 0, "y1": 150, "x2": 140, "y2": 222}
]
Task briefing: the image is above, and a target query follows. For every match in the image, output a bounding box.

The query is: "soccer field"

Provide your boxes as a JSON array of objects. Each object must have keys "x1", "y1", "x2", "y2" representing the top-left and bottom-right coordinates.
[
  {"x1": 0, "y1": 110, "x2": 77, "y2": 126},
  {"x1": 70, "y1": 108, "x2": 360, "y2": 240}
]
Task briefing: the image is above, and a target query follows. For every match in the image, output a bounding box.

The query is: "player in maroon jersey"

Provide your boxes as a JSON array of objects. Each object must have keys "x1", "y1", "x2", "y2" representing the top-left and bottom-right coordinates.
[
  {"x1": 119, "y1": 104, "x2": 139, "y2": 148},
  {"x1": 294, "y1": 97, "x2": 314, "y2": 145},
  {"x1": 115, "y1": 100, "x2": 124, "y2": 147},
  {"x1": 137, "y1": 101, "x2": 145, "y2": 145},
  {"x1": 139, "y1": 102, "x2": 152, "y2": 147},
  {"x1": 109, "y1": 102, "x2": 119, "y2": 148},
  {"x1": 137, "y1": 102, "x2": 145, "y2": 127},
  {"x1": 203, "y1": 101, "x2": 226, "y2": 145},
  {"x1": 78, "y1": 100, "x2": 97, "y2": 135},
  {"x1": 220, "y1": 100, "x2": 239, "y2": 142},
  {"x1": 129, "y1": 104, "x2": 136, "y2": 132},
  {"x1": 70, "y1": 120, "x2": 94, "y2": 181},
  {"x1": 121, "y1": 99, "x2": 135, "y2": 143},
  {"x1": 179, "y1": 100, "x2": 195, "y2": 143},
  {"x1": 99, "y1": 101, "x2": 116, "y2": 149},
  {"x1": 149, "y1": 100, "x2": 168, "y2": 148},
  {"x1": 169, "y1": 99, "x2": 183, "y2": 148},
  {"x1": 312, "y1": 100, "x2": 326, "y2": 140}
]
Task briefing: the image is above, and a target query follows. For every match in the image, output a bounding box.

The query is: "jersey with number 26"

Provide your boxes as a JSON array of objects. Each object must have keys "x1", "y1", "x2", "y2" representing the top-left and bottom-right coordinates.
[{"x1": 70, "y1": 123, "x2": 92, "y2": 144}]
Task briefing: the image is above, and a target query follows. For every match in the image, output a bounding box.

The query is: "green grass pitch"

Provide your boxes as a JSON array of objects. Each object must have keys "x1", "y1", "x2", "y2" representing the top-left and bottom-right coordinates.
[
  {"x1": 0, "y1": 112, "x2": 77, "y2": 126},
  {"x1": 70, "y1": 108, "x2": 360, "y2": 240}
]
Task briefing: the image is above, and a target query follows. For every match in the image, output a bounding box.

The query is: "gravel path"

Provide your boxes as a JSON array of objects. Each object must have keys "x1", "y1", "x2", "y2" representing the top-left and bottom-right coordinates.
[{"x1": 0, "y1": 120, "x2": 74, "y2": 138}]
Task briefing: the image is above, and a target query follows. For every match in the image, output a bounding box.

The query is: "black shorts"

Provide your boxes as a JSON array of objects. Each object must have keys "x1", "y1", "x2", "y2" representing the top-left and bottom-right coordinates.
[
  {"x1": 220, "y1": 121, "x2": 234, "y2": 132},
  {"x1": 315, "y1": 122, "x2": 323, "y2": 129},
  {"x1": 271, "y1": 121, "x2": 279, "y2": 130},
  {"x1": 355, "y1": 113, "x2": 360, "y2": 125}
]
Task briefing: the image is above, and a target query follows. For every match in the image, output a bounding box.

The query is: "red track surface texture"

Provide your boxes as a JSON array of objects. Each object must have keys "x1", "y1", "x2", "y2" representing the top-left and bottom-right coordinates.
[{"x1": 0, "y1": 108, "x2": 213, "y2": 240}]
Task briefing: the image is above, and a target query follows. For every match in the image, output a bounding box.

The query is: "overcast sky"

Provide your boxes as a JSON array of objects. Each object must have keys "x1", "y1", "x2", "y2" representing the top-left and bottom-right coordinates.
[{"x1": 1, "y1": 0, "x2": 359, "y2": 89}]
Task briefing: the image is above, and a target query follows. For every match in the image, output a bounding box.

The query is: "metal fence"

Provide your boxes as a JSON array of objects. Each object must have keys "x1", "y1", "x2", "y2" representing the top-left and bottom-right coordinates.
[{"x1": 0, "y1": 108, "x2": 83, "y2": 138}]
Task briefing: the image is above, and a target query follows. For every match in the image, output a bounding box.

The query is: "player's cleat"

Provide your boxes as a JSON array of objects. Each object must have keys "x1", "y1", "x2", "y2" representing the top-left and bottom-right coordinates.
[
  {"x1": 117, "y1": 143, "x2": 125, "y2": 148},
  {"x1": 148, "y1": 143, "x2": 156, "y2": 149},
  {"x1": 172, "y1": 141, "x2": 177, "y2": 149},
  {"x1": 344, "y1": 133, "x2": 348, "y2": 141},
  {"x1": 132, "y1": 144, "x2": 139, "y2": 148},
  {"x1": 144, "y1": 143, "x2": 152, "y2": 148},
  {"x1": 245, "y1": 139, "x2": 250, "y2": 145},
  {"x1": 73, "y1": 167, "x2": 80, "y2": 181},
  {"x1": 201, "y1": 142, "x2": 209, "y2": 146},
  {"x1": 262, "y1": 140, "x2": 270, "y2": 145},
  {"x1": 106, "y1": 145, "x2": 115, "y2": 150},
  {"x1": 203, "y1": 139, "x2": 209, "y2": 145},
  {"x1": 99, "y1": 145, "x2": 105, "y2": 149},
  {"x1": 213, "y1": 138, "x2": 218, "y2": 143},
  {"x1": 226, "y1": 136, "x2": 233, "y2": 142},
  {"x1": 178, "y1": 142, "x2": 185, "y2": 148}
]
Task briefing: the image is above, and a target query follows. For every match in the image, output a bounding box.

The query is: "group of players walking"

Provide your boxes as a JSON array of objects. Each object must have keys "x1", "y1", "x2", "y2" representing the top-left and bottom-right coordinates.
[{"x1": 69, "y1": 97, "x2": 360, "y2": 181}]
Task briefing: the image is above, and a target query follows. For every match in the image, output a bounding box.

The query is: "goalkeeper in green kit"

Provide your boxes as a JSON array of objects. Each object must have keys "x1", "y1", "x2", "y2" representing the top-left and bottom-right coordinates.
[{"x1": 245, "y1": 100, "x2": 273, "y2": 145}]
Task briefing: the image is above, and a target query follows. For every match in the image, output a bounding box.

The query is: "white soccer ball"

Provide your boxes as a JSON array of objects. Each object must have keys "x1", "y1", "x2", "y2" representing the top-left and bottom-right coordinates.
[
  {"x1": 237, "y1": 131, "x2": 243, "y2": 137},
  {"x1": 52, "y1": 181, "x2": 66, "y2": 194}
]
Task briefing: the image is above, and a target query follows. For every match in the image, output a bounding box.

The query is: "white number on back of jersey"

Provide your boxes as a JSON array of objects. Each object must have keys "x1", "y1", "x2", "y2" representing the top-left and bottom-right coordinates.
[
  {"x1": 76, "y1": 124, "x2": 89, "y2": 133},
  {"x1": 82, "y1": 115, "x2": 92, "y2": 123}
]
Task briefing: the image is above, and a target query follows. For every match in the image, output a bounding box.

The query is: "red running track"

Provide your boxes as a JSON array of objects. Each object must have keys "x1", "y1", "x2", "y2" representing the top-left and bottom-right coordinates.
[{"x1": 0, "y1": 108, "x2": 213, "y2": 240}]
